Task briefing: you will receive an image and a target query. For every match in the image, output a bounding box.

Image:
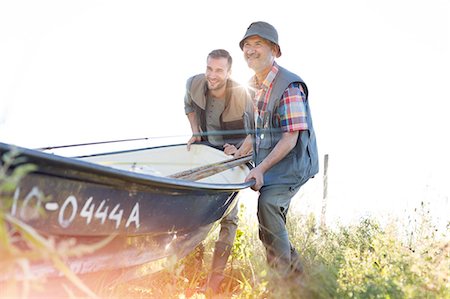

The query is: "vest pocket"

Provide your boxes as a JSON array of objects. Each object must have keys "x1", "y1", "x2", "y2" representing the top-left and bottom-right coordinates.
[
  {"x1": 257, "y1": 111, "x2": 274, "y2": 149},
  {"x1": 262, "y1": 150, "x2": 301, "y2": 186}
]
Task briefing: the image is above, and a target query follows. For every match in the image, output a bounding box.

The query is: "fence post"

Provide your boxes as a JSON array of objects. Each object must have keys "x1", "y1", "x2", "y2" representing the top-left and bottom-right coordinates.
[{"x1": 320, "y1": 154, "x2": 329, "y2": 229}]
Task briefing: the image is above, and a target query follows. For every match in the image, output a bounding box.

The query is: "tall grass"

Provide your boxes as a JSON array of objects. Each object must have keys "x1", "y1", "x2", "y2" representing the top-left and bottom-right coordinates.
[
  {"x1": 0, "y1": 150, "x2": 111, "y2": 299},
  {"x1": 107, "y1": 203, "x2": 449, "y2": 299},
  {"x1": 1, "y1": 150, "x2": 448, "y2": 298}
]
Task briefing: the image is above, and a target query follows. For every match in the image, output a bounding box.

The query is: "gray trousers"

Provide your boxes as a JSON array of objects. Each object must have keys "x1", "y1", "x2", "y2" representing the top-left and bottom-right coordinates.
[
  {"x1": 257, "y1": 184, "x2": 303, "y2": 277},
  {"x1": 217, "y1": 198, "x2": 239, "y2": 246}
]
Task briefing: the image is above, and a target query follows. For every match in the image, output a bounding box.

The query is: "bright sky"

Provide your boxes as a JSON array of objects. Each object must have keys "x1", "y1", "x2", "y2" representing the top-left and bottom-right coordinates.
[{"x1": 1, "y1": 0, "x2": 449, "y2": 228}]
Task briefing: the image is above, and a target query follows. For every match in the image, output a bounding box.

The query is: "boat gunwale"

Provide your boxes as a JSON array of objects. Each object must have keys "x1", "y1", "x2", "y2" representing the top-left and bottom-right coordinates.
[{"x1": 0, "y1": 142, "x2": 254, "y2": 192}]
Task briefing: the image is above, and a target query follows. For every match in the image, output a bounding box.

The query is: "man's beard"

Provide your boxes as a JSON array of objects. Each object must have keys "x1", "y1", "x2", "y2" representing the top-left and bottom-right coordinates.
[{"x1": 207, "y1": 79, "x2": 226, "y2": 91}]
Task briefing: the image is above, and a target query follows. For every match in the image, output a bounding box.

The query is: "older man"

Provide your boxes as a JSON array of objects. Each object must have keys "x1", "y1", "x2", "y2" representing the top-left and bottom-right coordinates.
[{"x1": 235, "y1": 21, "x2": 319, "y2": 279}]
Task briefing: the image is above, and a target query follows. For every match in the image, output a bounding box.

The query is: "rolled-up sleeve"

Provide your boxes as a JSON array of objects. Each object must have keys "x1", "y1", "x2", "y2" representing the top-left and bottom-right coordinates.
[{"x1": 184, "y1": 77, "x2": 194, "y2": 114}]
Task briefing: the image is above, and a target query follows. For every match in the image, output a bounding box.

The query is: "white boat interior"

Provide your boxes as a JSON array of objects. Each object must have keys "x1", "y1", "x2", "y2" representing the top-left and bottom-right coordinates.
[{"x1": 80, "y1": 144, "x2": 250, "y2": 184}]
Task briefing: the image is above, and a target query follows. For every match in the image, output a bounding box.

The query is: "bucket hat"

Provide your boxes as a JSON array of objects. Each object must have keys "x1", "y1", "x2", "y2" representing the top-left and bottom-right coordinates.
[{"x1": 239, "y1": 21, "x2": 281, "y2": 57}]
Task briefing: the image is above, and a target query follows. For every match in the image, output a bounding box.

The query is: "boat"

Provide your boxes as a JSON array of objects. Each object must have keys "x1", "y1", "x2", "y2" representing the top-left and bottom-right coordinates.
[{"x1": 0, "y1": 141, "x2": 253, "y2": 282}]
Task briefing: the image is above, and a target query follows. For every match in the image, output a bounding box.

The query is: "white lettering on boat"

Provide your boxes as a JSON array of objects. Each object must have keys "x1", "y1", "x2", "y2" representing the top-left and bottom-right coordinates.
[
  {"x1": 11, "y1": 187, "x2": 20, "y2": 216},
  {"x1": 94, "y1": 200, "x2": 109, "y2": 224},
  {"x1": 80, "y1": 197, "x2": 94, "y2": 224},
  {"x1": 45, "y1": 202, "x2": 59, "y2": 211},
  {"x1": 59, "y1": 195, "x2": 78, "y2": 228},
  {"x1": 125, "y1": 202, "x2": 140, "y2": 229},
  {"x1": 109, "y1": 204, "x2": 124, "y2": 229},
  {"x1": 20, "y1": 187, "x2": 42, "y2": 221},
  {"x1": 11, "y1": 187, "x2": 140, "y2": 230}
]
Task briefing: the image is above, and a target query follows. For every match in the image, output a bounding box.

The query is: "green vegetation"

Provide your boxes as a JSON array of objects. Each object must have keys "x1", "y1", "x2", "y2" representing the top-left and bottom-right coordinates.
[
  {"x1": 106, "y1": 204, "x2": 449, "y2": 299},
  {"x1": 0, "y1": 150, "x2": 107, "y2": 299},
  {"x1": 1, "y1": 151, "x2": 449, "y2": 298}
]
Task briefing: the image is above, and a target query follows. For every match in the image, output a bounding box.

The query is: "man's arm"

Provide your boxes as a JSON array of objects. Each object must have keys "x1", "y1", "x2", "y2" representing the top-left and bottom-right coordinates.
[
  {"x1": 186, "y1": 112, "x2": 201, "y2": 151},
  {"x1": 184, "y1": 76, "x2": 202, "y2": 151},
  {"x1": 228, "y1": 135, "x2": 252, "y2": 157},
  {"x1": 245, "y1": 131, "x2": 299, "y2": 191}
]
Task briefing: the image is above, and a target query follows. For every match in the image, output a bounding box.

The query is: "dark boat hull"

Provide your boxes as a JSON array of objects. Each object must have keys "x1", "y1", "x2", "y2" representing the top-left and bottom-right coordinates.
[
  {"x1": 0, "y1": 142, "x2": 251, "y2": 280},
  {"x1": 10, "y1": 171, "x2": 237, "y2": 236}
]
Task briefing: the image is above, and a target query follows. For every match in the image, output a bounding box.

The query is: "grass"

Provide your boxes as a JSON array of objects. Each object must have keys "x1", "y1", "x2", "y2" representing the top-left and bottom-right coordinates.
[
  {"x1": 1, "y1": 150, "x2": 449, "y2": 298},
  {"x1": 0, "y1": 150, "x2": 109, "y2": 299},
  {"x1": 101, "y1": 204, "x2": 449, "y2": 299}
]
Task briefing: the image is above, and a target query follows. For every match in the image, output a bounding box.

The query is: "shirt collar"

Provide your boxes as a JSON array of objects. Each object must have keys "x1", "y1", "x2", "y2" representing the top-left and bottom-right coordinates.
[{"x1": 253, "y1": 61, "x2": 279, "y2": 91}]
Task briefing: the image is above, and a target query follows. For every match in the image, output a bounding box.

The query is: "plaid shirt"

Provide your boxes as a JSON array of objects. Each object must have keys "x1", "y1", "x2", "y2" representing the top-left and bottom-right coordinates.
[{"x1": 253, "y1": 62, "x2": 308, "y2": 133}]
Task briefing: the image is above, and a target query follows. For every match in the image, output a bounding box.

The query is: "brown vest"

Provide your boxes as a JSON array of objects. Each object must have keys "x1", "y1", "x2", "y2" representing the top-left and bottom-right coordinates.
[{"x1": 185, "y1": 74, "x2": 252, "y2": 146}]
